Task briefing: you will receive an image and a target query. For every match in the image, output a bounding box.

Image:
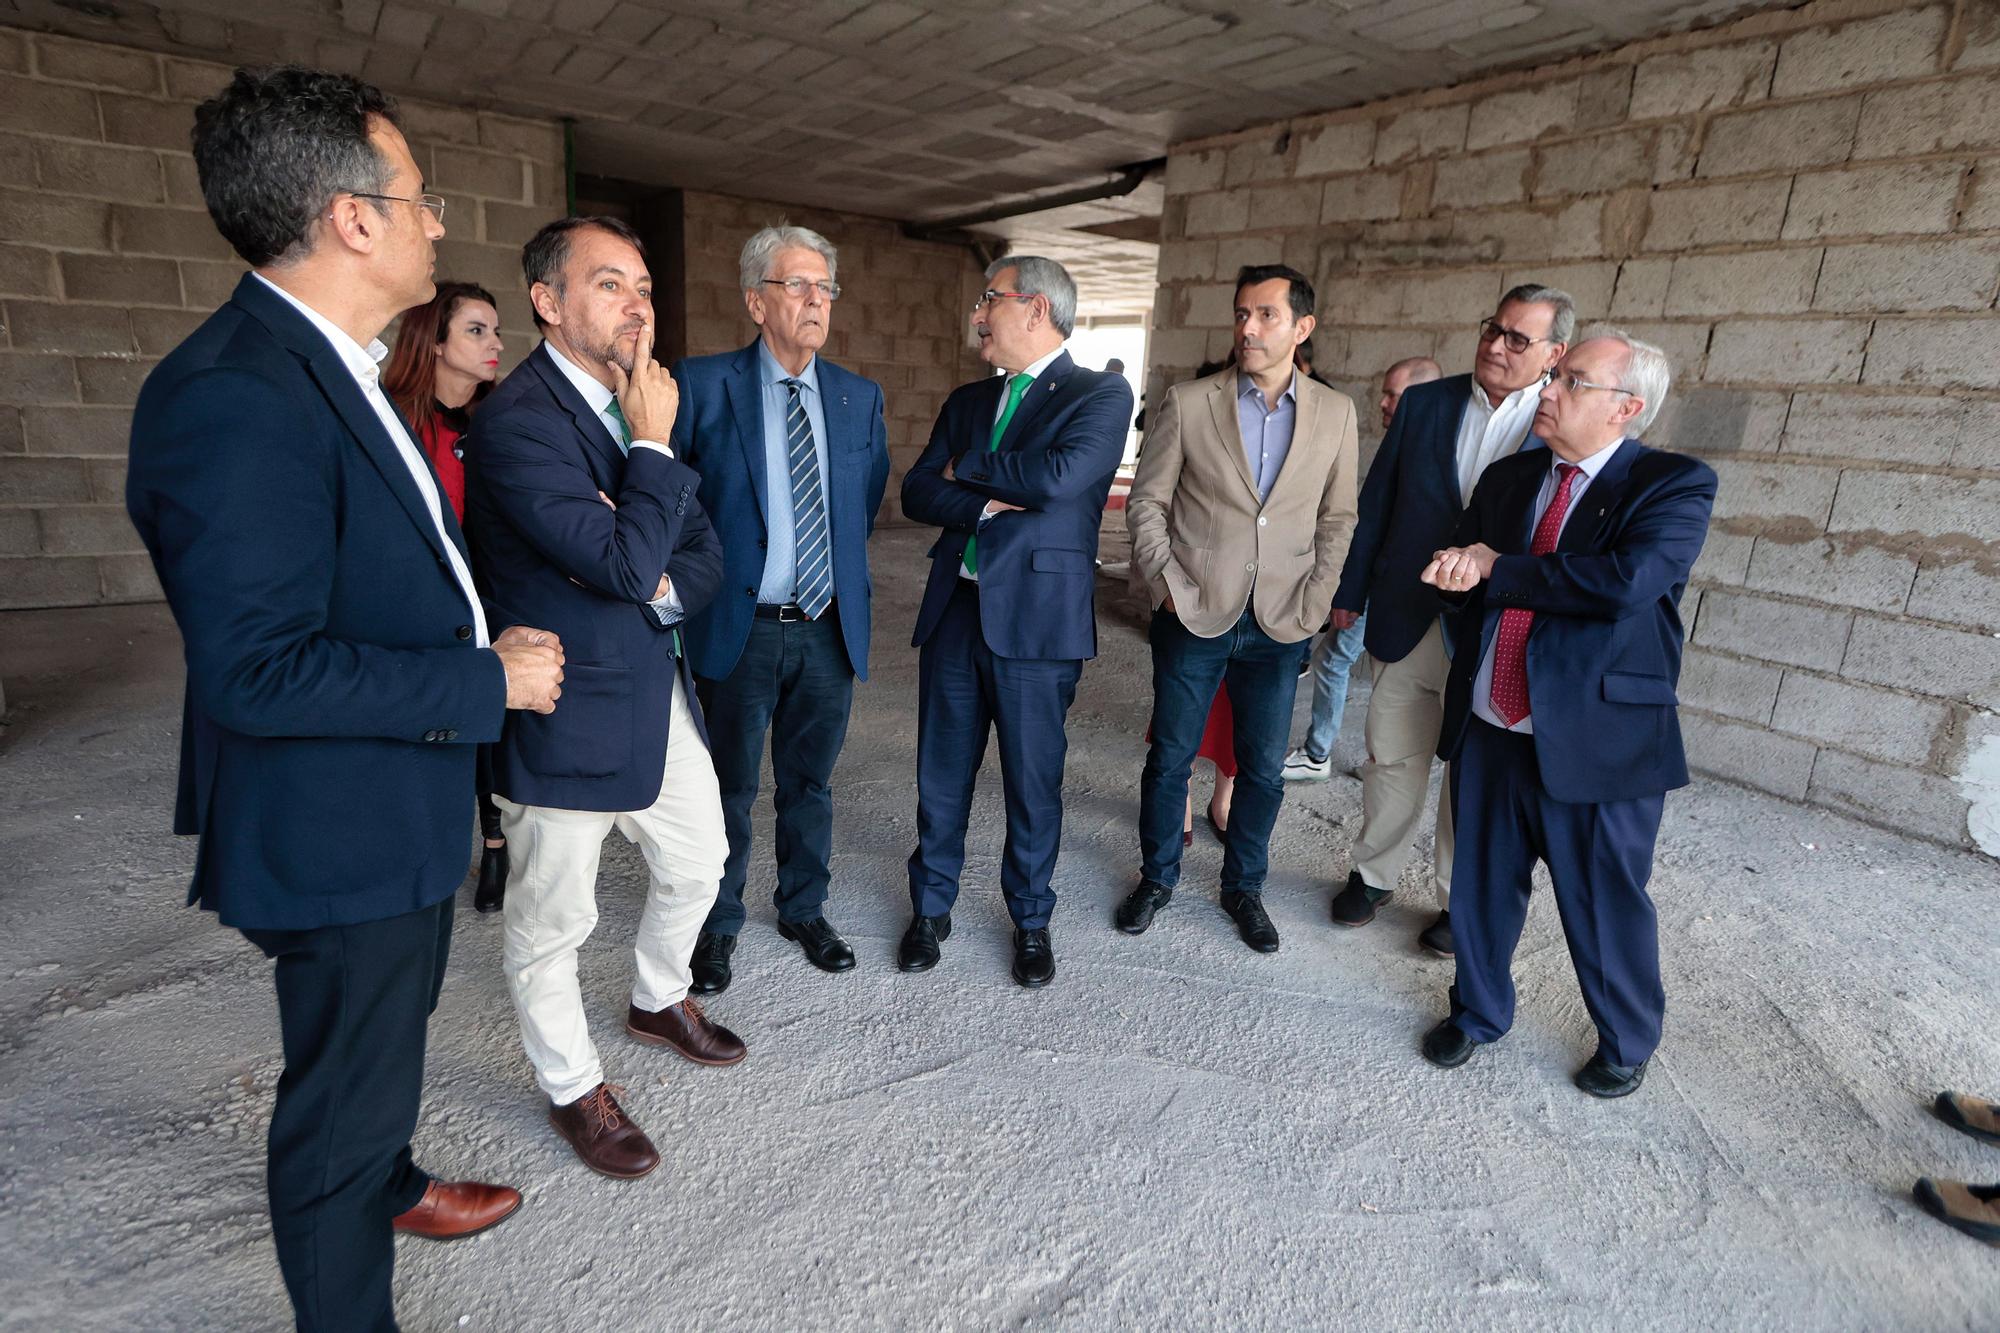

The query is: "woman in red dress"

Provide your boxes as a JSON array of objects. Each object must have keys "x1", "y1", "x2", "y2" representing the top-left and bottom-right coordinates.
[{"x1": 384, "y1": 282, "x2": 508, "y2": 910}]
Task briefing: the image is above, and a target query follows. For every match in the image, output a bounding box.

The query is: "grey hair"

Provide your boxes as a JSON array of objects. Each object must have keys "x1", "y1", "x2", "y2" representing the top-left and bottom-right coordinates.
[
  {"x1": 739, "y1": 224, "x2": 838, "y2": 293},
  {"x1": 1498, "y1": 283, "x2": 1576, "y2": 346},
  {"x1": 1581, "y1": 324, "x2": 1672, "y2": 436},
  {"x1": 986, "y1": 254, "x2": 1077, "y2": 337}
]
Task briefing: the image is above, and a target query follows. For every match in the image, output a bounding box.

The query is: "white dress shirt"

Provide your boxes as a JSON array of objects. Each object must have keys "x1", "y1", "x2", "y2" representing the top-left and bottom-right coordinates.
[
  {"x1": 961, "y1": 341, "x2": 1067, "y2": 582},
  {"x1": 1454, "y1": 377, "x2": 1545, "y2": 506},
  {"x1": 253, "y1": 274, "x2": 489, "y2": 646},
  {"x1": 1469, "y1": 438, "x2": 1622, "y2": 733}
]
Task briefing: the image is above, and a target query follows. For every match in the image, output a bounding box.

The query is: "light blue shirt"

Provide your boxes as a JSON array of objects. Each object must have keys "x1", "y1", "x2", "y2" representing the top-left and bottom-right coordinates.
[
  {"x1": 756, "y1": 339, "x2": 832, "y2": 605},
  {"x1": 1236, "y1": 370, "x2": 1298, "y2": 503}
]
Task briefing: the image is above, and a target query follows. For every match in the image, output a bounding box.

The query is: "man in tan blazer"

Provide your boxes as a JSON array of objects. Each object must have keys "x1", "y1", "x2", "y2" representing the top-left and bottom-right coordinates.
[{"x1": 1120, "y1": 263, "x2": 1359, "y2": 952}]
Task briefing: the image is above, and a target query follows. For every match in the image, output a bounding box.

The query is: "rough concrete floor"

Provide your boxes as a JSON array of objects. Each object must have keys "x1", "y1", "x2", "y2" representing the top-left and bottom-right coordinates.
[{"x1": 2, "y1": 526, "x2": 1997, "y2": 1332}]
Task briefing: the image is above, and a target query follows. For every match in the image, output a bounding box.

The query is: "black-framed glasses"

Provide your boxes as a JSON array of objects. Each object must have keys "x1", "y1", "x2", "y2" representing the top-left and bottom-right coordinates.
[
  {"x1": 1478, "y1": 318, "x2": 1552, "y2": 354},
  {"x1": 761, "y1": 276, "x2": 840, "y2": 300},
  {"x1": 350, "y1": 191, "x2": 446, "y2": 222},
  {"x1": 972, "y1": 289, "x2": 1036, "y2": 314},
  {"x1": 1558, "y1": 373, "x2": 1634, "y2": 397}
]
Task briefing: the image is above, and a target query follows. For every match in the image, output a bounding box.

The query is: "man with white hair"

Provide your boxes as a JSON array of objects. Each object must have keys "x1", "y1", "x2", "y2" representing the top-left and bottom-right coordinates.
[
  {"x1": 670, "y1": 224, "x2": 891, "y2": 994},
  {"x1": 1416, "y1": 330, "x2": 1716, "y2": 1100}
]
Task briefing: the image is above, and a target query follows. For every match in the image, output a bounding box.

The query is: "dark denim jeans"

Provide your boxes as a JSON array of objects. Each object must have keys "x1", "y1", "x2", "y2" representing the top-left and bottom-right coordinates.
[{"x1": 1138, "y1": 606, "x2": 1308, "y2": 895}]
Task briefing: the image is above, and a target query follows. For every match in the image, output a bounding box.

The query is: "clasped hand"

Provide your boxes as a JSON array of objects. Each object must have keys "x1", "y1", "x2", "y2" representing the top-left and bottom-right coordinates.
[
  {"x1": 494, "y1": 625, "x2": 565, "y2": 714},
  {"x1": 942, "y1": 453, "x2": 1023, "y2": 516},
  {"x1": 1420, "y1": 543, "x2": 1499, "y2": 593}
]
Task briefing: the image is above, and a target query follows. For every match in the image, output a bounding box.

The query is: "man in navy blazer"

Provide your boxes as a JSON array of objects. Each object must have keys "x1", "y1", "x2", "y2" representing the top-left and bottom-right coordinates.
[
  {"x1": 126, "y1": 68, "x2": 559, "y2": 1330},
  {"x1": 463, "y1": 217, "x2": 744, "y2": 1182},
  {"x1": 671, "y1": 225, "x2": 890, "y2": 994},
  {"x1": 1417, "y1": 330, "x2": 1716, "y2": 1099},
  {"x1": 1326, "y1": 284, "x2": 1573, "y2": 956},
  {"x1": 899, "y1": 256, "x2": 1132, "y2": 988}
]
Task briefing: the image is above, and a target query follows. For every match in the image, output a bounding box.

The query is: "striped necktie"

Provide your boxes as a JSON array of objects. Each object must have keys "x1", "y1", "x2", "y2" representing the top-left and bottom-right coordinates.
[
  {"x1": 784, "y1": 379, "x2": 833, "y2": 619},
  {"x1": 962, "y1": 372, "x2": 1033, "y2": 576}
]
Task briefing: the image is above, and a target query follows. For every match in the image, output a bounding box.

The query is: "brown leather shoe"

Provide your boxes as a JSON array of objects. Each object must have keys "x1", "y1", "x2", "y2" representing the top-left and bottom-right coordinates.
[
  {"x1": 626, "y1": 997, "x2": 747, "y2": 1066},
  {"x1": 391, "y1": 1179, "x2": 522, "y2": 1240},
  {"x1": 549, "y1": 1083, "x2": 660, "y2": 1180}
]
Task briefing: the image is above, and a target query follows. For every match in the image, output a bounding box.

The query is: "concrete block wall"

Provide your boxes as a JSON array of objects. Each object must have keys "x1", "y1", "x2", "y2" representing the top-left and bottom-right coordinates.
[
  {"x1": 0, "y1": 28, "x2": 565, "y2": 611},
  {"x1": 678, "y1": 189, "x2": 987, "y2": 527},
  {"x1": 1151, "y1": 0, "x2": 2000, "y2": 855}
]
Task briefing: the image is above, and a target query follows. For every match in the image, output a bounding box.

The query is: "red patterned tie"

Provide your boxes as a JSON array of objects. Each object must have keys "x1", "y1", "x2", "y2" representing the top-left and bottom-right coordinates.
[{"x1": 1488, "y1": 462, "x2": 1582, "y2": 727}]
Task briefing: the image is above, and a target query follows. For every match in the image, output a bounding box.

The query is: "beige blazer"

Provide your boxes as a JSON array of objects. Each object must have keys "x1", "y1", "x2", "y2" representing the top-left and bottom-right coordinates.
[{"x1": 1126, "y1": 366, "x2": 1359, "y2": 642}]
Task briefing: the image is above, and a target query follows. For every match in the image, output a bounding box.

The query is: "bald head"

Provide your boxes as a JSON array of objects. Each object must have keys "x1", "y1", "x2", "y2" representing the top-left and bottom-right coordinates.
[{"x1": 1380, "y1": 356, "x2": 1442, "y2": 429}]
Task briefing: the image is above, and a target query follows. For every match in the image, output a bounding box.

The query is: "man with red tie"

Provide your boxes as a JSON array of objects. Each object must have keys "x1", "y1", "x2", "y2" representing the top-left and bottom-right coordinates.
[{"x1": 1415, "y1": 330, "x2": 1716, "y2": 1100}]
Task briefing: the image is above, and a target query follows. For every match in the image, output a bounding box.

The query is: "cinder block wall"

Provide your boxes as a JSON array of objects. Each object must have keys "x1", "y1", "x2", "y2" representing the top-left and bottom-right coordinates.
[
  {"x1": 0, "y1": 28, "x2": 565, "y2": 611},
  {"x1": 679, "y1": 189, "x2": 988, "y2": 527},
  {"x1": 1151, "y1": 0, "x2": 2000, "y2": 854}
]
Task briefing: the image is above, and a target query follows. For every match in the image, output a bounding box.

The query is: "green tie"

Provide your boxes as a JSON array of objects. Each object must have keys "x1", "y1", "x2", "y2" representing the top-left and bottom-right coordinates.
[
  {"x1": 962, "y1": 372, "x2": 1033, "y2": 575},
  {"x1": 608, "y1": 399, "x2": 681, "y2": 654}
]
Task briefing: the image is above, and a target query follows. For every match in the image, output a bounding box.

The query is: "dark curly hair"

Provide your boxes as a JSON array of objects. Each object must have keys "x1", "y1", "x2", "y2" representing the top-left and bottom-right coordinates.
[{"x1": 191, "y1": 66, "x2": 399, "y2": 268}]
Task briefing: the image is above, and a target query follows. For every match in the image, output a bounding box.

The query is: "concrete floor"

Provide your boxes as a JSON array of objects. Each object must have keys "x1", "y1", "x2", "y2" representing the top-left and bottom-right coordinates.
[{"x1": 1, "y1": 526, "x2": 1996, "y2": 1332}]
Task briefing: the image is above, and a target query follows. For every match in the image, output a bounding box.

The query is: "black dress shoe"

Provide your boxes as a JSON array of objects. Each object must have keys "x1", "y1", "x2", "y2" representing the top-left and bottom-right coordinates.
[
  {"x1": 1418, "y1": 910, "x2": 1454, "y2": 957},
  {"x1": 688, "y1": 931, "x2": 735, "y2": 996},
  {"x1": 777, "y1": 916, "x2": 856, "y2": 973},
  {"x1": 1114, "y1": 880, "x2": 1172, "y2": 934},
  {"x1": 473, "y1": 842, "x2": 508, "y2": 914},
  {"x1": 898, "y1": 914, "x2": 950, "y2": 972},
  {"x1": 1574, "y1": 1050, "x2": 1649, "y2": 1098},
  {"x1": 1329, "y1": 870, "x2": 1391, "y2": 927},
  {"x1": 1219, "y1": 890, "x2": 1279, "y2": 953},
  {"x1": 1421, "y1": 1019, "x2": 1479, "y2": 1069},
  {"x1": 1011, "y1": 927, "x2": 1055, "y2": 988}
]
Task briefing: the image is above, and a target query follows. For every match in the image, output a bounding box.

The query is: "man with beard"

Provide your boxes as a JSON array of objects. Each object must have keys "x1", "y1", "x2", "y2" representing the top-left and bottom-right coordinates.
[{"x1": 464, "y1": 217, "x2": 744, "y2": 1180}]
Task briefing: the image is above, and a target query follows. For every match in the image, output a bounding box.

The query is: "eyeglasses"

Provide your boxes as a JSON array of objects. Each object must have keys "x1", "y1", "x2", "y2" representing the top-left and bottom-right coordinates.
[
  {"x1": 350, "y1": 192, "x2": 446, "y2": 223},
  {"x1": 972, "y1": 289, "x2": 1036, "y2": 314},
  {"x1": 1557, "y1": 373, "x2": 1633, "y2": 397},
  {"x1": 760, "y1": 277, "x2": 841, "y2": 300},
  {"x1": 1478, "y1": 318, "x2": 1553, "y2": 354}
]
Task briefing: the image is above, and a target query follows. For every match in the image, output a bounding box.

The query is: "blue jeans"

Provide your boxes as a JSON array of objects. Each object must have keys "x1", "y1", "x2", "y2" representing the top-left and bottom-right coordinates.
[
  {"x1": 1138, "y1": 607, "x2": 1308, "y2": 895},
  {"x1": 1301, "y1": 610, "x2": 1369, "y2": 761}
]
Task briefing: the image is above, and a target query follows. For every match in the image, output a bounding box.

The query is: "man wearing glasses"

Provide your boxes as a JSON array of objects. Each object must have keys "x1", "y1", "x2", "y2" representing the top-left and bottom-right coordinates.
[
  {"x1": 899, "y1": 257, "x2": 1133, "y2": 987},
  {"x1": 669, "y1": 225, "x2": 891, "y2": 994},
  {"x1": 1417, "y1": 330, "x2": 1715, "y2": 1099},
  {"x1": 1326, "y1": 284, "x2": 1573, "y2": 958}
]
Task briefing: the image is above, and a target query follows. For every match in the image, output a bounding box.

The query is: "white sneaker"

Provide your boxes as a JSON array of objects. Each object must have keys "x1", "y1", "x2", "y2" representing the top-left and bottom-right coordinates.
[{"x1": 1280, "y1": 747, "x2": 1332, "y2": 781}]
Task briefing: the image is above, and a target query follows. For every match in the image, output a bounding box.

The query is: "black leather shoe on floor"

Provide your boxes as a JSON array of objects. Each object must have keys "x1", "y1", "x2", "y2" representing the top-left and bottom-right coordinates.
[
  {"x1": 1934, "y1": 1091, "x2": 2000, "y2": 1146},
  {"x1": 1418, "y1": 910, "x2": 1454, "y2": 957},
  {"x1": 1115, "y1": 881, "x2": 1173, "y2": 934},
  {"x1": 1574, "y1": 1050, "x2": 1649, "y2": 1098},
  {"x1": 777, "y1": 916, "x2": 856, "y2": 973},
  {"x1": 897, "y1": 914, "x2": 950, "y2": 972},
  {"x1": 688, "y1": 931, "x2": 735, "y2": 996},
  {"x1": 1329, "y1": 870, "x2": 1391, "y2": 927},
  {"x1": 1421, "y1": 1020, "x2": 1479, "y2": 1069},
  {"x1": 1012, "y1": 927, "x2": 1055, "y2": 988},
  {"x1": 473, "y1": 842, "x2": 508, "y2": 914},
  {"x1": 1219, "y1": 890, "x2": 1279, "y2": 953}
]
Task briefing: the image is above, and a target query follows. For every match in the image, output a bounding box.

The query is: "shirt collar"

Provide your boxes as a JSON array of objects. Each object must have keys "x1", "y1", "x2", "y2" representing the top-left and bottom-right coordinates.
[
  {"x1": 253, "y1": 273, "x2": 388, "y2": 382},
  {"x1": 541, "y1": 338, "x2": 614, "y2": 414},
  {"x1": 1014, "y1": 343, "x2": 1065, "y2": 384},
  {"x1": 758, "y1": 338, "x2": 819, "y2": 393},
  {"x1": 1237, "y1": 369, "x2": 1297, "y2": 407},
  {"x1": 1557, "y1": 437, "x2": 1624, "y2": 480},
  {"x1": 1468, "y1": 374, "x2": 1545, "y2": 418}
]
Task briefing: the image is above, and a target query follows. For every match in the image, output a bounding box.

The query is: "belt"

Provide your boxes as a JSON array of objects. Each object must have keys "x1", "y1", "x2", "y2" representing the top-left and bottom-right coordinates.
[{"x1": 754, "y1": 602, "x2": 823, "y2": 622}]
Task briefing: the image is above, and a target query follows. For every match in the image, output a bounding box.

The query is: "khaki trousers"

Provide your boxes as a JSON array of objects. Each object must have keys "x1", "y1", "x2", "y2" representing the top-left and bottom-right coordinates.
[
  {"x1": 497, "y1": 675, "x2": 726, "y2": 1105},
  {"x1": 1352, "y1": 620, "x2": 1453, "y2": 909}
]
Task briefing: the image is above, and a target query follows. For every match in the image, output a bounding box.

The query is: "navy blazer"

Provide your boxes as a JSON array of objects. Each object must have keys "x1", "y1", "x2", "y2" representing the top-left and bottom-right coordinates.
[
  {"x1": 670, "y1": 340, "x2": 890, "y2": 681},
  {"x1": 1435, "y1": 440, "x2": 1718, "y2": 804},
  {"x1": 126, "y1": 274, "x2": 506, "y2": 931},
  {"x1": 902, "y1": 351, "x2": 1132, "y2": 661},
  {"x1": 1332, "y1": 374, "x2": 1545, "y2": 663},
  {"x1": 463, "y1": 344, "x2": 724, "y2": 813}
]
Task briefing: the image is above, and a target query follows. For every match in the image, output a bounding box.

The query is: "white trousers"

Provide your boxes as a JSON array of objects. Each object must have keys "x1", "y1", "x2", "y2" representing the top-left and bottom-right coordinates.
[
  {"x1": 497, "y1": 675, "x2": 726, "y2": 1106},
  {"x1": 1352, "y1": 620, "x2": 1455, "y2": 910}
]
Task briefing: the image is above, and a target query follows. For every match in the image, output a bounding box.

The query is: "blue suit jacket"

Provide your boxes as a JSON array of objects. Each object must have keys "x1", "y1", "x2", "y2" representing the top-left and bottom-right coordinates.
[
  {"x1": 125, "y1": 274, "x2": 506, "y2": 930},
  {"x1": 1332, "y1": 374, "x2": 1545, "y2": 663},
  {"x1": 463, "y1": 344, "x2": 724, "y2": 813},
  {"x1": 669, "y1": 341, "x2": 890, "y2": 681},
  {"x1": 902, "y1": 351, "x2": 1133, "y2": 661},
  {"x1": 1436, "y1": 439, "x2": 1718, "y2": 803}
]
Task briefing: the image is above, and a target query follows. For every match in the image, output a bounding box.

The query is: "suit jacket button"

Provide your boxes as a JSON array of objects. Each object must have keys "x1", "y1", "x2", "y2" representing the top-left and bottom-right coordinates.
[
  {"x1": 444, "y1": 729, "x2": 458, "y2": 741},
  {"x1": 745, "y1": 586, "x2": 756, "y2": 596},
  {"x1": 455, "y1": 624, "x2": 472, "y2": 640},
  {"x1": 758, "y1": 539, "x2": 768, "y2": 550},
  {"x1": 422, "y1": 729, "x2": 438, "y2": 742}
]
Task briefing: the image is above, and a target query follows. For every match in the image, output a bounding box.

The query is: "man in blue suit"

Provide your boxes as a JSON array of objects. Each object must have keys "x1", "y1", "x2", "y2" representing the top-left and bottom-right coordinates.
[
  {"x1": 126, "y1": 67, "x2": 561, "y2": 1330},
  {"x1": 671, "y1": 225, "x2": 890, "y2": 994},
  {"x1": 900, "y1": 256, "x2": 1133, "y2": 988},
  {"x1": 1417, "y1": 330, "x2": 1716, "y2": 1099},
  {"x1": 1327, "y1": 284, "x2": 1573, "y2": 957},
  {"x1": 464, "y1": 217, "x2": 744, "y2": 1182}
]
